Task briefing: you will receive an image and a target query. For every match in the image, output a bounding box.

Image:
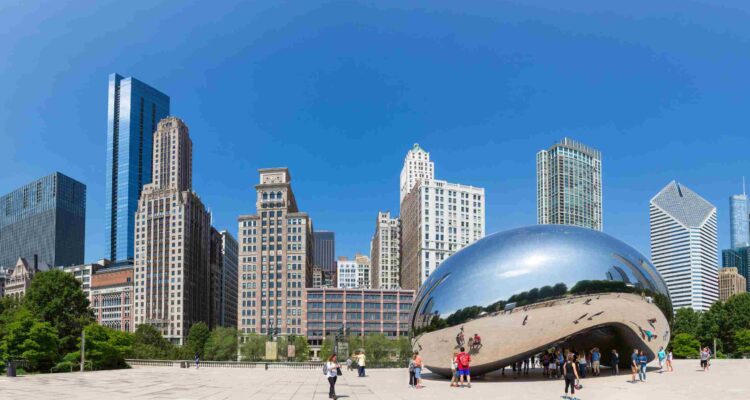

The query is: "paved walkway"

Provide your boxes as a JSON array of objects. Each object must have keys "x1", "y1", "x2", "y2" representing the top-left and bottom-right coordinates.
[{"x1": 1, "y1": 359, "x2": 748, "y2": 399}]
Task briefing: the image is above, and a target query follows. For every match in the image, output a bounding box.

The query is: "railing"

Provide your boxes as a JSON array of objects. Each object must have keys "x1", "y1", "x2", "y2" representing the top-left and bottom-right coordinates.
[{"x1": 125, "y1": 359, "x2": 324, "y2": 370}]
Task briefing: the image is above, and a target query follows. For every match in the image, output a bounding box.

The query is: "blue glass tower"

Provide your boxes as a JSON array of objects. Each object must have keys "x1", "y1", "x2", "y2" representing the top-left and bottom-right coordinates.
[
  {"x1": 0, "y1": 172, "x2": 86, "y2": 268},
  {"x1": 105, "y1": 73, "x2": 170, "y2": 263},
  {"x1": 729, "y1": 193, "x2": 749, "y2": 249}
]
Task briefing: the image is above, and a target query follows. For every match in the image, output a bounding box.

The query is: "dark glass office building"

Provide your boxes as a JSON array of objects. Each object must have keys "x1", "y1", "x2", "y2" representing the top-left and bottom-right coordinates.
[
  {"x1": 722, "y1": 247, "x2": 750, "y2": 292},
  {"x1": 105, "y1": 73, "x2": 170, "y2": 263},
  {"x1": 0, "y1": 172, "x2": 86, "y2": 268},
  {"x1": 313, "y1": 231, "x2": 335, "y2": 273}
]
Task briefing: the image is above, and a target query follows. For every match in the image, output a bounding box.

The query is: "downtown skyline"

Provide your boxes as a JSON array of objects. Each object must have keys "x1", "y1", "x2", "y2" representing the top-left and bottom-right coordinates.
[{"x1": 3, "y1": 2, "x2": 750, "y2": 264}]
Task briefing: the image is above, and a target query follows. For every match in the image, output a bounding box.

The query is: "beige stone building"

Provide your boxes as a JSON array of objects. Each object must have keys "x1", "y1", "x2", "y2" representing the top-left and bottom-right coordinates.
[
  {"x1": 91, "y1": 264, "x2": 134, "y2": 332},
  {"x1": 370, "y1": 211, "x2": 400, "y2": 289},
  {"x1": 3, "y1": 256, "x2": 50, "y2": 298},
  {"x1": 133, "y1": 117, "x2": 212, "y2": 345},
  {"x1": 719, "y1": 267, "x2": 747, "y2": 302},
  {"x1": 237, "y1": 168, "x2": 313, "y2": 336}
]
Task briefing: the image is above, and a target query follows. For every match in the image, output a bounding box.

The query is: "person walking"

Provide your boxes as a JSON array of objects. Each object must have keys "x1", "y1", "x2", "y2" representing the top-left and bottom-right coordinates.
[
  {"x1": 357, "y1": 352, "x2": 366, "y2": 377},
  {"x1": 450, "y1": 352, "x2": 459, "y2": 387},
  {"x1": 562, "y1": 353, "x2": 580, "y2": 400},
  {"x1": 700, "y1": 347, "x2": 710, "y2": 371},
  {"x1": 346, "y1": 357, "x2": 353, "y2": 371},
  {"x1": 325, "y1": 354, "x2": 341, "y2": 399},
  {"x1": 611, "y1": 349, "x2": 619, "y2": 375},
  {"x1": 408, "y1": 354, "x2": 416, "y2": 388},
  {"x1": 638, "y1": 350, "x2": 648, "y2": 382},
  {"x1": 194, "y1": 352, "x2": 200, "y2": 369},
  {"x1": 577, "y1": 352, "x2": 587, "y2": 378},
  {"x1": 550, "y1": 351, "x2": 558, "y2": 379},
  {"x1": 631, "y1": 349, "x2": 639, "y2": 383},
  {"x1": 557, "y1": 350, "x2": 565, "y2": 379},
  {"x1": 591, "y1": 347, "x2": 601, "y2": 376},
  {"x1": 413, "y1": 351, "x2": 424, "y2": 389},
  {"x1": 666, "y1": 348, "x2": 674, "y2": 372},
  {"x1": 456, "y1": 346, "x2": 472, "y2": 388},
  {"x1": 657, "y1": 347, "x2": 666, "y2": 373}
]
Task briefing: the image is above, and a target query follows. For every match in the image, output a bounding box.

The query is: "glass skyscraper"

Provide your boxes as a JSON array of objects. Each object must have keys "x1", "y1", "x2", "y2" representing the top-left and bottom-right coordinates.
[
  {"x1": 105, "y1": 73, "x2": 170, "y2": 263},
  {"x1": 537, "y1": 137, "x2": 603, "y2": 231},
  {"x1": 729, "y1": 193, "x2": 749, "y2": 249},
  {"x1": 0, "y1": 172, "x2": 86, "y2": 268},
  {"x1": 313, "y1": 231, "x2": 335, "y2": 273}
]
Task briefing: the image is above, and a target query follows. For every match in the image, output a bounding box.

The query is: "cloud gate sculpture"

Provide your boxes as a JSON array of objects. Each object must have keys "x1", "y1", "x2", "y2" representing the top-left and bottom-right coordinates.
[{"x1": 410, "y1": 225, "x2": 672, "y2": 377}]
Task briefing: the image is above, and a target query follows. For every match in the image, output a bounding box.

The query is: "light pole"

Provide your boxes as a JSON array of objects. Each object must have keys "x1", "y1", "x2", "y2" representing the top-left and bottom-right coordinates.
[{"x1": 80, "y1": 329, "x2": 85, "y2": 372}]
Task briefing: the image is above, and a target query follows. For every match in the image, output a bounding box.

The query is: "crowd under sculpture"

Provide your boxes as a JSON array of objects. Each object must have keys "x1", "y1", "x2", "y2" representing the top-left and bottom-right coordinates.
[{"x1": 410, "y1": 225, "x2": 672, "y2": 377}]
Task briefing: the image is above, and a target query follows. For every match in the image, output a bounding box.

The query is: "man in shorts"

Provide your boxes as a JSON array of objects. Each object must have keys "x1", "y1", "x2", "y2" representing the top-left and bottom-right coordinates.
[
  {"x1": 456, "y1": 347, "x2": 472, "y2": 388},
  {"x1": 631, "y1": 349, "x2": 639, "y2": 383}
]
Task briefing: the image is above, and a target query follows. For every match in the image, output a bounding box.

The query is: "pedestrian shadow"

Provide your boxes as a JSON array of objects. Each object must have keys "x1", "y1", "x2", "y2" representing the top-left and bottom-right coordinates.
[{"x1": 421, "y1": 367, "x2": 622, "y2": 383}]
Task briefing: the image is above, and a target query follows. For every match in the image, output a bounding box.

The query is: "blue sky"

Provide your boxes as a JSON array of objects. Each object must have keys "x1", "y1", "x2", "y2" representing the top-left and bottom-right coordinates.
[{"x1": 1, "y1": 0, "x2": 749, "y2": 262}]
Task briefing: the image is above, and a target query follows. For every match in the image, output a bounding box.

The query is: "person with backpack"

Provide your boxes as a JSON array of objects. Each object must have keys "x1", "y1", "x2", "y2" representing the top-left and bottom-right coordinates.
[
  {"x1": 324, "y1": 354, "x2": 341, "y2": 399},
  {"x1": 413, "y1": 351, "x2": 424, "y2": 388},
  {"x1": 408, "y1": 354, "x2": 417, "y2": 388},
  {"x1": 456, "y1": 347, "x2": 472, "y2": 388}
]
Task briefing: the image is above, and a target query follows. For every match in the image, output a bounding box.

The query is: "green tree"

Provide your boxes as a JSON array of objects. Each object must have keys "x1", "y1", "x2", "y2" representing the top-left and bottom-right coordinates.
[
  {"x1": 185, "y1": 322, "x2": 210, "y2": 357},
  {"x1": 319, "y1": 337, "x2": 334, "y2": 361},
  {"x1": 290, "y1": 335, "x2": 310, "y2": 362},
  {"x1": 395, "y1": 336, "x2": 413, "y2": 363},
  {"x1": 240, "y1": 334, "x2": 267, "y2": 361},
  {"x1": 672, "y1": 307, "x2": 701, "y2": 338},
  {"x1": 672, "y1": 333, "x2": 700, "y2": 359},
  {"x1": 129, "y1": 324, "x2": 174, "y2": 359},
  {"x1": 363, "y1": 333, "x2": 392, "y2": 364},
  {"x1": 0, "y1": 308, "x2": 59, "y2": 372},
  {"x1": 62, "y1": 324, "x2": 133, "y2": 370},
  {"x1": 204, "y1": 327, "x2": 238, "y2": 361},
  {"x1": 25, "y1": 269, "x2": 93, "y2": 353},
  {"x1": 724, "y1": 293, "x2": 750, "y2": 353},
  {"x1": 734, "y1": 329, "x2": 750, "y2": 356}
]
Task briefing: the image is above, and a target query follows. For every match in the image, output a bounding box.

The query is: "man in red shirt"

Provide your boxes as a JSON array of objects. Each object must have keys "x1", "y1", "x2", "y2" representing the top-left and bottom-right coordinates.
[{"x1": 456, "y1": 347, "x2": 472, "y2": 388}]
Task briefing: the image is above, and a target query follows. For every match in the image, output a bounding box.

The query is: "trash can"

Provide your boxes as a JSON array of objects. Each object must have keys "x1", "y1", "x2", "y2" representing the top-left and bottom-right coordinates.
[{"x1": 6, "y1": 360, "x2": 16, "y2": 377}]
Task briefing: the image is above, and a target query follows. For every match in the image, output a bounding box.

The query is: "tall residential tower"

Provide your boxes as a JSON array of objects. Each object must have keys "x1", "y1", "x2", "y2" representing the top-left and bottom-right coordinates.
[
  {"x1": 400, "y1": 143, "x2": 435, "y2": 204},
  {"x1": 370, "y1": 211, "x2": 401, "y2": 289},
  {"x1": 133, "y1": 117, "x2": 212, "y2": 344},
  {"x1": 650, "y1": 181, "x2": 719, "y2": 311},
  {"x1": 106, "y1": 73, "x2": 170, "y2": 264},
  {"x1": 537, "y1": 138, "x2": 602, "y2": 231}
]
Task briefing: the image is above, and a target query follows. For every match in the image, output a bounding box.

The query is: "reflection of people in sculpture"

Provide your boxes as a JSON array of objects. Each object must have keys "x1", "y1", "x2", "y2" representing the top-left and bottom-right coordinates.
[
  {"x1": 470, "y1": 333, "x2": 482, "y2": 351},
  {"x1": 456, "y1": 329, "x2": 465, "y2": 347}
]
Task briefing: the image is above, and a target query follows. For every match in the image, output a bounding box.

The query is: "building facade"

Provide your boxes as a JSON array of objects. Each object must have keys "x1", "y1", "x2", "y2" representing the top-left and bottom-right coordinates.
[
  {"x1": 0, "y1": 172, "x2": 86, "y2": 268},
  {"x1": 400, "y1": 143, "x2": 435, "y2": 204},
  {"x1": 719, "y1": 267, "x2": 747, "y2": 302},
  {"x1": 133, "y1": 117, "x2": 212, "y2": 345},
  {"x1": 729, "y1": 193, "x2": 749, "y2": 249},
  {"x1": 313, "y1": 231, "x2": 335, "y2": 274},
  {"x1": 91, "y1": 264, "x2": 134, "y2": 332},
  {"x1": 237, "y1": 168, "x2": 313, "y2": 336},
  {"x1": 537, "y1": 137, "x2": 602, "y2": 231},
  {"x1": 105, "y1": 73, "x2": 170, "y2": 264},
  {"x1": 370, "y1": 211, "x2": 400, "y2": 289},
  {"x1": 336, "y1": 255, "x2": 371, "y2": 289},
  {"x1": 61, "y1": 260, "x2": 109, "y2": 300},
  {"x1": 3, "y1": 257, "x2": 50, "y2": 298},
  {"x1": 220, "y1": 230, "x2": 238, "y2": 328},
  {"x1": 650, "y1": 181, "x2": 719, "y2": 312},
  {"x1": 722, "y1": 246, "x2": 750, "y2": 292},
  {"x1": 400, "y1": 179, "x2": 485, "y2": 290},
  {"x1": 305, "y1": 288, "x2": 414, "y2": 346},
  {"x1": 209, "y1": 227, "x2": 223, "y2": 329}
]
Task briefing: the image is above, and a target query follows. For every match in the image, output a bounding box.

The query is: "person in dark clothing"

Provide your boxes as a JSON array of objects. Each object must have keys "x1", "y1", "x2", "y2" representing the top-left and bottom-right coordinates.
[
  {"x1": 325, "y1": 354, "x2": 341, "y2": 399},
  {"x1": 562, "y1": 354, "x2": 580, "y2": 399},
  {"x1": 611, "y1": 349, "x2": 620, "y2": 375}
]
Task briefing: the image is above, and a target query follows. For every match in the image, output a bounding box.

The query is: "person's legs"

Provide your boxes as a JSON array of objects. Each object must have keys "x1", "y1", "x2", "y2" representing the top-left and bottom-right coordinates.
[
  {"x1": 466, "y1": 371, "x2": 471, "y2": 387},
  {"x1": 639, "y1": 364, "x2": 646, "y2": 381},
  {"x1": 328, "y1": 376, "x2": 336, "y2": 398}
]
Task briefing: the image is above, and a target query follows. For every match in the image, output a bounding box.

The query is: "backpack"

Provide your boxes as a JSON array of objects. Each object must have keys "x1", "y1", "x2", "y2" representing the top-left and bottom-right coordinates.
[{"x1": 322, "y1": 363, "x2": 329, "y2": 376}]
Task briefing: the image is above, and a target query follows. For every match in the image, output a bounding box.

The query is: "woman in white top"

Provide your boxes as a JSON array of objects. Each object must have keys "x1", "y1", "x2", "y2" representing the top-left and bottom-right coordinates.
[
  {"x1": 326, "y1": 355, "x2": 341, "y2": 399},
  {"x1": 450, "y1": 351, "x2": 459, "y2": 387},
  {"x1": 666, "y1": 349, "x2": 674, "y2": 372}
]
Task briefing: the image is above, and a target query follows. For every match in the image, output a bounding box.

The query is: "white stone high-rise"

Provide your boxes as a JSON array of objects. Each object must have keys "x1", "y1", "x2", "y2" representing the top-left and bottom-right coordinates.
[
  {"x1": 399, "y1": 143, "x2": 485, "y2": 290},
  {"x1": 650, "y1": 181, "x2": 719, "y2": 312},
  {"x1": 370, "y1": 211, "x2": 401, "y2": 289},
  {"x1": 336, "y1": 254, "x2": 371, "y2": 289},
  {"x1": 133, "y1": 117, "x2": 212, "y2": 344},
  {"x1": 400, "y1": 143, "x2": 435, "y2": 204}
]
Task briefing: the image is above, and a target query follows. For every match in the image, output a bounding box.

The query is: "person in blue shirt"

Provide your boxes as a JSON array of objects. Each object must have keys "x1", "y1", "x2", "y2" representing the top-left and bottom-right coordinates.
[
  {"x1": 638, "y1": 350, "x2": 648, "y2": 381},
  {"x1": 591, "y1": 348, "x2": 601, "y2": 376},
  {"x1": 657, "y1": 347, "x2": 666, "y2": 372},
  {"x1": 630, "y1": 349, "x2": 639, "y2": 383}
]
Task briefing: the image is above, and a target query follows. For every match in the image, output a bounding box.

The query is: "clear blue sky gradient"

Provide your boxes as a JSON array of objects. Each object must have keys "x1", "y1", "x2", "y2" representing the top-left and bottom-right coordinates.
[{"x1": 1, "y1": 1, "x2": 749, "y2": 263}]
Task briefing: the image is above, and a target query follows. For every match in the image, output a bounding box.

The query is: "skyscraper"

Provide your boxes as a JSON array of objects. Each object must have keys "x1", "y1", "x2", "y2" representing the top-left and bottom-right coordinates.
[
  {"x1": 718, "y1": 267, "x2": 746, "y2": 302},
  {"x1": 133, "y1": 117, "x2": 212, "y2": 344},
  {"x1": 721, "y1": 247, "x2": 750, "y2": 292},
  {"x1": 399, "y1": 144, "x2": 485, "y2": 290},
  {"x1": 400, "y1": 143, "x2": 435, "y2": 204},
  {"x1": 537, "y1": 138, "x2": 602, "y2": 231},
  {"x1": 370, "y1": 211, "x2": 400, "y2": 289},
  {"x1": 106, "y1": 73, "x2": 170, "y2": 264},
  {"x1": 220, "y1": 230, "x2": 238, "y2": 328},
  {"x1": 650, "y1": 181, "x2": 719, "y2": 312},
  {"x1": 729, "y1": 191, "x2": 749, "y2": 249},
  {"x1": 313, "y1": 231, "x2": 335, "y2": 273},
  {"x1": 237, "y1": 168, "x2": 313, "y2": 336},
  {"x1": 0, "y1": 172, "x2": 86, "y2": 268}
]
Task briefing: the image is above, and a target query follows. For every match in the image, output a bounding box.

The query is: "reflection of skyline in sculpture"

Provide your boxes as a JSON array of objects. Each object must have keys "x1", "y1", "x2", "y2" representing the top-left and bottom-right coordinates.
[{"x1": 410, "y1": 225, "x2": 672, "y2": 377}]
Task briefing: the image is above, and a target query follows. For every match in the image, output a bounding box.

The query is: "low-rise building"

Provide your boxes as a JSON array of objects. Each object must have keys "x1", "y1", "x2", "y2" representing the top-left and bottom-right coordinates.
[
  {"x1": 719, "y1": 267, "x2": 747, "y2": 302},
  {"x1": 305, "y1": 287, "x2": 415, "y2": 347},
  {"x1": 3, "y1": 256, "x2": 50, "y2": 298},
  {"x1": 61, "y1": 260, "x2": 110, "y2": 300},
  {"x1": 91, "y1": 264, "x2": 134, "y2": 332}
]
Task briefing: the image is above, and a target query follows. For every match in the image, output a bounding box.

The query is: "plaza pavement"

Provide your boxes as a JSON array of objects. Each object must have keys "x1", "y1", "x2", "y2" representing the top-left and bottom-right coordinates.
[{"x1": 0, "y1": 359, "x2": 747, "y2": 400}]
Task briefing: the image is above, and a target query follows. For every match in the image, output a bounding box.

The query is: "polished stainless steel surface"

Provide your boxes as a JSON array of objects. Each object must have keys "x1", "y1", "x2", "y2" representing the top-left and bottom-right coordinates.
[{"x1": 410, "y1": 225, "x2": 672, "y2": 377}]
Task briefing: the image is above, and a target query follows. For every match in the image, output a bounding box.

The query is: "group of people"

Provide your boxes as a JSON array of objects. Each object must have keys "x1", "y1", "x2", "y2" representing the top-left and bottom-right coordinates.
[
  {"x1": 449, "y1": 347, "x2": 473, "y2": 388},
  {"x1": 537, "y1": 347, "x2": 602, "y2": 379}
]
